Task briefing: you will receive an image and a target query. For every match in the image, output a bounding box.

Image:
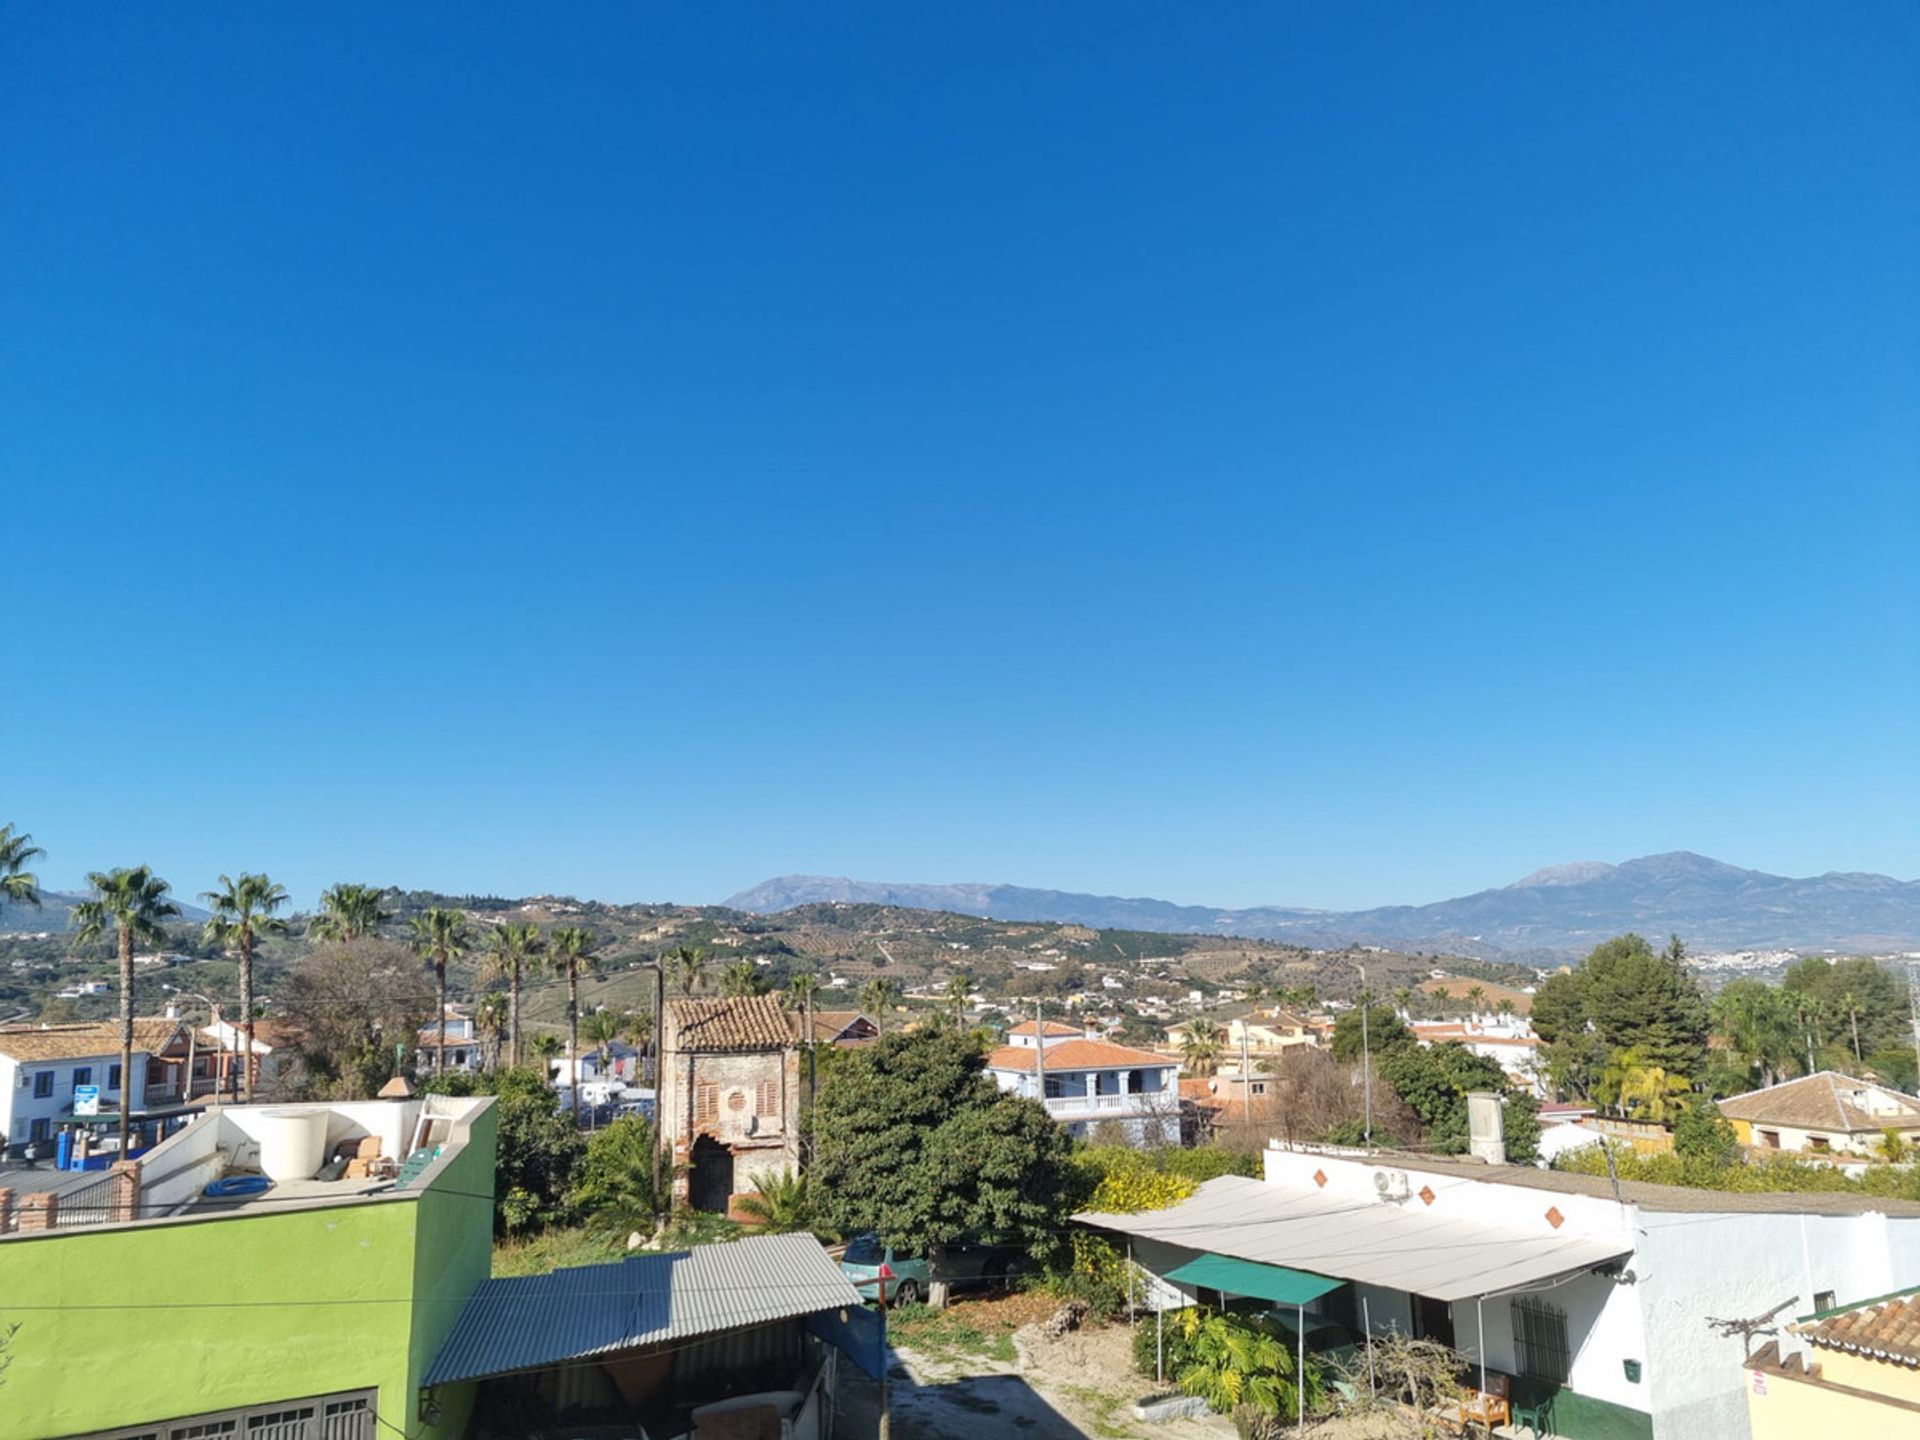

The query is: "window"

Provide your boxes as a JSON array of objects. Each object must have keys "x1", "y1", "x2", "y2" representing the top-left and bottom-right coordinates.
[
  {"x1": 73, "y1": 1065, "x2": 93, "y2": 1089},
  {"x1": 32, "y1": 1071, "x2": 53, "y2": 1099},
  {"x1": 247, "y1": 1405, "x2": 315, "y2": 1432},
  {"x1": 171, "y1": 1423, "x2": 237, "y2": 1438},
  {"x1": 1759, "y1": 1129, "x2": 1780, "y2": 1149},
  {"x1": 1511, "y1": 1297, "x2": 1571, "y2": 1385},
  {"x1": 1810, "y1": 1136, "x2": 1831, "y2": 1153},
  {"x1": 1814, "y1": 1290, "x2": 1836, "y2": 1313},
  {"x1": 1043, "y1": 1073, "x2": 1068, "y2": 1098},
  {"x1": 1251, "y1": 1083, "x2": 1267, "y2": 1096},
  {"x1": 756, "y1": 1079, "x2": 777, "y2": 1116},
  {"x1": 108, "y1": 1063, "x2": 122, "y2": 1091},
  {"x1": 695, "y1": 1082, "x2": 719, "y2": 1126},
  {"x1": 29, "y1": 1118, "x2": 50, "y2": 1143}
]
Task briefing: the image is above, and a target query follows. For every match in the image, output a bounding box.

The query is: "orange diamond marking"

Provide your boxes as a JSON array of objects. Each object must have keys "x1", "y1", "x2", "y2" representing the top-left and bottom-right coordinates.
[
  {"x1": 1419, "y1": 1186, "x2": 1436, "y2": 1206},
  {"x1": 1546, "y1": 1206, "x2": 1565, "y2": 1229},
  {"x1": 1313, "y1": 1169, "x2": 1328, "y2": 1188}
]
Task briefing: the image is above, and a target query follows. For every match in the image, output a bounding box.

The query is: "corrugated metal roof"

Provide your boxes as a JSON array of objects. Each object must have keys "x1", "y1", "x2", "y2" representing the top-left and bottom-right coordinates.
[
  {"x1": 1078, "y1": 1175, "x2": 1631, "y2": 1303},
  {"x1": 425, "y1": 1232, "x2": 863, "y2": 1386}
]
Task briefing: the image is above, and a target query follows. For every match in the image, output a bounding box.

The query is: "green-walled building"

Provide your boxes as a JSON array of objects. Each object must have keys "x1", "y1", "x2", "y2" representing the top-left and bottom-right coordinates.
[{"x1": 0, "y1": 1092, "x2": 498, "y2": 1440}]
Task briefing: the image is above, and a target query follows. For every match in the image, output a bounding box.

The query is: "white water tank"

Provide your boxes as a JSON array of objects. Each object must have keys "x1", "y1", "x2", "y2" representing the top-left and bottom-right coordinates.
[{"x1": 256, "y1": 1108, "x2": 327, "y2": 1182}]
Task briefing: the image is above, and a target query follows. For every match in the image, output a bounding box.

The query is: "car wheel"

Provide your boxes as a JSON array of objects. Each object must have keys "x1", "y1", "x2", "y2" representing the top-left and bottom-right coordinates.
[{"x1": 890, "y1": 1279, "x2": 920, "y2": 1307}]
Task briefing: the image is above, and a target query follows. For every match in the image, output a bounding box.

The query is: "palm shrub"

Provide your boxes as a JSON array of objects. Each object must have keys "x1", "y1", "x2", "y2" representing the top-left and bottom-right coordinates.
[
  {"x1": 734, "y1": 1169, "x2": 812, "y2": 1234},
  {"x1": 1167, "y1": 1308, "x2": 1318, "y2": 1421},
  {"x1": 571, "y1": 1113, "x2": 662, "y2": 1232}
]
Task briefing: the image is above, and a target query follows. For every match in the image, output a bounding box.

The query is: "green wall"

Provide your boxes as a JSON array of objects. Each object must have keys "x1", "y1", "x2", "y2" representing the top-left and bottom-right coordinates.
[{"x1": 0, "y1": 1104, "x2": 495, "y2": 1440}]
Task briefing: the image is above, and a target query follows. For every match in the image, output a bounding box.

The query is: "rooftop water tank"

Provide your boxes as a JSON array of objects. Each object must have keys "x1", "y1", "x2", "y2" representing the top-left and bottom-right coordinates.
[{"x1": 256, "y1": 1108, "x2": 327, "y2": 1182}]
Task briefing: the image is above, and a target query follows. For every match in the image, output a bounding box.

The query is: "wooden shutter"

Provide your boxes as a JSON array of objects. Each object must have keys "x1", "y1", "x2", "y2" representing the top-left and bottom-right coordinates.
[{"x1": 695, "y1": 1083, "x2": 719, "y2": 1125}]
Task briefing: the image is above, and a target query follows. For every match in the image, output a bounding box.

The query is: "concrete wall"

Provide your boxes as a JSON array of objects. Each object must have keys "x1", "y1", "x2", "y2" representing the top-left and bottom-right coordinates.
[
  {"x1": 1747, "y1": 1349, "x2": 1920, "y2": 1440},
  {"x1": 1637, "y1": 1207, "x2": 1920, "y2": 1440}
]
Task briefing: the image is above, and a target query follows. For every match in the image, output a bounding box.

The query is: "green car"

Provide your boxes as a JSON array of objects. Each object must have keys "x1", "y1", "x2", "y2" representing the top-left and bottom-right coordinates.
[{"x1": 838, "y1": 1234, "x2": 1027, "y2": 1307}]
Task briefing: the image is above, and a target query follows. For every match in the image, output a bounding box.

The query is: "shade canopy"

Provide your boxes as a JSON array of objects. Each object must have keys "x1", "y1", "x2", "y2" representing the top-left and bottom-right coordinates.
[{"x1": 1165, "y1": 1254, "x2": 1342, "y2": 1306}]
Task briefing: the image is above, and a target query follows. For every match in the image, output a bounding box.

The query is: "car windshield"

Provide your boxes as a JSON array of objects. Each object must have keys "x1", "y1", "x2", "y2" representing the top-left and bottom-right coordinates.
[{"x1": 844, "y1": 1235, "x2": 884, "y2": 1265}]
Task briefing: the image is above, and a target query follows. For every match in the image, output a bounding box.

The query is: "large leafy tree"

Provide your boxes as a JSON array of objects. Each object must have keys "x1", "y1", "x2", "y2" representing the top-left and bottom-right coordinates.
[
  {"x1": 1329, "y1": 1001, "x2": 1410, "y2": 1065},
  {"x1": 812, "y1": 1024, "x2": 1071, "y2": 1304},
  {"x1": 1375, "y1": 1040, "x2": 1539, "y2": 1162},
  {"x1": 483, "y1": 921, "x2": 542, "y2": 1067},
  {"x1": 1711, "y1": 978, "x2": 1799, "y2": 1090},
  {"x1": 201, "y1": 873, "x2": 290, "y2": 1100},
  {"x1": 281, "y1": 940, "x2": 432, "y2": 1098},
  {"x1": 73, "y1": 866, "x2": 181, "y2": 1151},
  {"x1": 427, "y1": 1067, "x2": 585, "y2": 1234},
  {"x1": 550, "y1": 926, "x2": 599, "y2": 1117},
  {"x1": 409, "y1": 908, "x2": 470, "y2": 1074},
  {"x1": 310, "y1": 883, "x2": 389, "y2": 942},
  {"x1": 1567, "y1": 934, "x2": 1710, "y2": 1080},
  {"x1": 0, "y1": 825, "x2": 44, "y2": 910},
  {"x1": 1782, "y1": 957, "x2": 1910, "y2": 1067}
]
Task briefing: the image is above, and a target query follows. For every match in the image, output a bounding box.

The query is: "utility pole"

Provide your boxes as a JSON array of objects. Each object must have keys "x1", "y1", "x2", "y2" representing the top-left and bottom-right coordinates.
[
  {"x1": 652, "y1": 961, "x2": 665, "y2": 1223},
  {"x1": 1907, "y1": 964, "x2": 1920, "y2": 1094},
  {"x1": 1034, "y1": 1001, "x2": 1047, "y2": 1104},
  {"x1": 1355, "y1": 961, "x2": 1373, "y2": 1147}
]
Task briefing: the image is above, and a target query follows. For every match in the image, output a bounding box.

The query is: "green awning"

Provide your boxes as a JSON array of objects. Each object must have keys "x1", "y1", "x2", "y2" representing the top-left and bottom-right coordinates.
[{"x1": 1164, "y1": 1254, "x2": 1343, "y2": 1306}]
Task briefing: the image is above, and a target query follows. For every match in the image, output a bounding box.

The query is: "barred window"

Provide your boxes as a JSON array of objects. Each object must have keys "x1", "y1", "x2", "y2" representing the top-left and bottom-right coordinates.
[{"x1": 1511, "y1": 1296, "x2": 1571, "y2": 1385}]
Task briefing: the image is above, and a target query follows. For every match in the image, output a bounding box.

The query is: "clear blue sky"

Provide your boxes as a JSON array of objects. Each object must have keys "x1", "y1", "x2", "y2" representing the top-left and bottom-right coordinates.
[{"x1": 3, "y1": 5, "x2": 1915, "y2": 912}]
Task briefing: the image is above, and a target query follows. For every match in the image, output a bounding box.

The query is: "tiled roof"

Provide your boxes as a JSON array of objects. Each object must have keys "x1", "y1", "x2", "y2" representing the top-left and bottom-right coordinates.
[
  {"x1": 986, "y1": 1039, "x2": 1174, "y2": 1072},
  {"x1": 667, "y1": 995, "x2": 793, "y2": 1051},
  {"x1": 791, "y1": 1009, "x2": 877, "y2": 1043},
  {"x1": 1007, "y1": 1020, "x2": 1083, "y2": 1037},
  {"x1": 1793, "y1": 1290, "x2": 1920, "y2": 1367},
  {"x1": 0, "y1": 1019, "x2": 183, "y2": 1063},
  {"x1": 1718, "y1": 1072, "x2": 1920, "y2": 1135}
]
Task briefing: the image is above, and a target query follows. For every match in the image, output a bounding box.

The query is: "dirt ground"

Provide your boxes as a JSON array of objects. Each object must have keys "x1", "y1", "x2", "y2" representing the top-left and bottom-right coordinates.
[{"x1": 834, "y1": 1299, "x2": 1435, "y2": 1440}]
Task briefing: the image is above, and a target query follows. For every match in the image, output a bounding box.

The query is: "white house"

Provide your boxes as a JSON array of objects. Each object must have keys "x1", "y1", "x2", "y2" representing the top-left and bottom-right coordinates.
[
  {"x1": 986, "y1": 1037, "x2": 1180, "y2": 1145},
  {"x1": 415, "y1": 1006, "x2": 483, "y2": 1075},
  {"x1": 0, "y1": 1019, "x2": 186, "y2": 1152},
  {"x1": 1080, "y1": 1142, "x2": 1920, "y2": 1440},
  {"x1": 1410, "y1": 1019, "x2": 1547, "y2": 1097}
]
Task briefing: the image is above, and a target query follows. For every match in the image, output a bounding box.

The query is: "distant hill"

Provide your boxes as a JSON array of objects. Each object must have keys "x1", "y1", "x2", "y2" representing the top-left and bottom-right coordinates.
[
  {"x1": 0, "y1": 890, "x2": 211, "y2": 935},
  {"x1": 725, "y1": 853, "x2": 1920, "y2": 960}
]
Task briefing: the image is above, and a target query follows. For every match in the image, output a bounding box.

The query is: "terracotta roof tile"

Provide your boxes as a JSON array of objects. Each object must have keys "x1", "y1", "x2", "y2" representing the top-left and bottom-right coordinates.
[
  {"x1": 666, "y1": 995, "x2": 793, "y2": 1052},
  {"x1": 791, "y1": 1009, "x2": 877, "y2": 1043},
  {"x1": 1007, "y1": 1020, "x2": 1084, "y2": 1037},
  {"x1": 1718, "y1": 1072, "x2": 1920, "y2": 1135},
  {"x1": 1794, "y1": 1291, "x2": 1920, "y2": 1366},
  {"x1": 986, "y1": 1039, "x2": 1175, "y2": 1072},
  {"x1": 0, "y1": 1019, "x2": 183, "y2": 1063}
]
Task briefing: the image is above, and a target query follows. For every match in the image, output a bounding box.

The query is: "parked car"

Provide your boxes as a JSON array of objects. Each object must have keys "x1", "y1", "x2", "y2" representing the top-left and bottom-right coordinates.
[{"x1": 838, "y1": 1233, "x2": 1028, "y2": 1306}]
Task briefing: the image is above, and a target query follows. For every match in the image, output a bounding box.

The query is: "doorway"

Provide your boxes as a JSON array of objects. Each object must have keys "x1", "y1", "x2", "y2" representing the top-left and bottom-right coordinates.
[
  {"x1": 689, "y1": 1135, "x2": 735, "y2": 1213},
  {"x1": 1413, "y1": 1294, "x2": 1456, "y2": 1350}
]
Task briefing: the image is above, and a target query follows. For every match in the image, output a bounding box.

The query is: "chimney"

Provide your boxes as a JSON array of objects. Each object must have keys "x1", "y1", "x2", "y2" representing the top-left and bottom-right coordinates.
[{"x1": 1467, "y1": 1091, "x2": 1507, "y2": 1166}]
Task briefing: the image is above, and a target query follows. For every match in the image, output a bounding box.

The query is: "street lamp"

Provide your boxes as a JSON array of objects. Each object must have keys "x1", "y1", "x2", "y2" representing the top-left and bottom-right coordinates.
[
  {"x1": 1350, "y1": 961, "x2": 1373, "y2": 1148},
  {"x1": 163, "y1": 987, "x2": 235, "y2": 1104}
]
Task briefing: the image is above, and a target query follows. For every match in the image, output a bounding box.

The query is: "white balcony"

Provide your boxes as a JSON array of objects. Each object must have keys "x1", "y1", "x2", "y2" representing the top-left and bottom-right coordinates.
[{"x1": 1042, "y1": 1091, "x2": 1169, "y2": 1118}]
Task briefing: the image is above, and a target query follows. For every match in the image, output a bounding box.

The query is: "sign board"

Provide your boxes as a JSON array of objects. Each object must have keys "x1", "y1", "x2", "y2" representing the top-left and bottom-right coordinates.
[{"x1": 73, "y1": 1085, "x2": 100, "y2": 1117}]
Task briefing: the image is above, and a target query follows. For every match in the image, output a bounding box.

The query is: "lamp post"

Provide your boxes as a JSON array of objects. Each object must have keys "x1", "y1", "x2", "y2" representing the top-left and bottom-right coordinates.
[
  {"x1": 165, "y1": 988, "x2": 231, "y2": 1104},
  {"x1": 1351, "y1": 961, "x2": 1373, "y2": 1148}
]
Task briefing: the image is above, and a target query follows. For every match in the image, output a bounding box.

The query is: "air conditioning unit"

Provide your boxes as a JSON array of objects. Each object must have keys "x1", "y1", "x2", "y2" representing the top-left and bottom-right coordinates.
[{"x1": 1373, "y1": 1169, "x2": 1411, "y2": 1203}]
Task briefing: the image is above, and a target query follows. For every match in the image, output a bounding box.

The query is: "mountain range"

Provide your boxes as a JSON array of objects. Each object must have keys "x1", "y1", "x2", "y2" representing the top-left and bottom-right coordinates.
[
  {"x1": 725, "y1": 853, "x2": 1920, "y2": 960},
  {"x1": 0, "y1": 891, "x2": 212, "y2": 933}
]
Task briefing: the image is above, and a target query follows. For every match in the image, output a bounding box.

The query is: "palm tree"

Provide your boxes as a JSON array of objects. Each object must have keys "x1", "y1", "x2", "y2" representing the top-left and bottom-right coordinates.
[
  {"x1": 201, "y1": 873, "x2": 290, "y2": 1100},
  {"x1": 483, "y1": 922, "x2": 542, "y2": 1067},
  {"x1": 550, "y1": 926, "x2": 599, "y2": 1117},
  {"x1": 1466, "y1": 985, "x2": 1487, "y2": 1018},
  {"x1": 667, "y1": 945, "x2": 706, "y2": 996},
  {"x1": 1180, "y1": 1019, "x2": 1225, "y2": 1077},
  {"x1": 783, "y1": 970, "x2": 820, "y2": 1015},
  {"x1": 474, "y1": 992, "x2": 509, "y2": 1070},
  {"x1": 1495, "y1": 998, "x2": 1517, "y2": 1020},
  {"x1": 1839, "y1": 991, "x2": 1865, "y2": 1066},
  {"x1": 73, "y1": 867, "x2": 180, "y2": 1152},
  {"x1": 409, "y1": 908, "x2": 470, "y2": 1074},
  {"x1": 944, "y1": 974, "x2": 972, "y2": 1024},
  {"x1": 0, "y1": 825, "x2": 44, "y2": 909},
  {"x1": 582, "y1": 1008, "x2": 621, "y2": 1074},
  {"x1": 720, "y1": 960, "x2": 763, "y2": 998},
  {"x1": 1713, "y1": 981, "x2": 1798, "y2": 1088},
  {"x1": 734, "y1": 1169, "x2": 811, "y2": 1234},
  {"x1": 529, "y1": 1032, "x2": 564, "y2": 1074},
  {"x1": 860, "y1": 977, "x2": 900, "y2": 1033},
  {"x1": 310, "y1": 883, "x2": 389, "y2": 942}
]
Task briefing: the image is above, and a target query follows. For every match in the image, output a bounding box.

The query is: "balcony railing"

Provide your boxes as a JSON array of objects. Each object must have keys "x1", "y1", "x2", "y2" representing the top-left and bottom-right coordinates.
[{"x1": 1043, "y1": 1091, "x2": 1168, "y2": 1116}]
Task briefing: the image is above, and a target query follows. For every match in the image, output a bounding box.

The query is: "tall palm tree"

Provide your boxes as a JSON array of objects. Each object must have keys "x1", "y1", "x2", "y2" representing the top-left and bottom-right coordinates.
[
  {"x1": 310, "y1": 883, "x2": 389, "y2": 942},
  {"x1": 1180, "y1": 1019, "x2": 1225, "y2": 1078},
  {"x1": 529, "y1": 1032, "x2": 564, "y2": 1070},
  {"x1": 409, "y1": 908, "x2": 470, "y2": 1074},
  {"x1": 783, "y1": 970, "x2": 820, "y2": 1015},
  {"x1": 0, "y1": 825, "x2": 44, "y2": 909},
  {"x1": 474, "y1": 992, "x2": 509, "y2": 1070},
  {"x1": 201, "y1": 873, "x2": 289, "y2": 1100},
  {"x1": 720, "y1": 960, "x2": 763, "y2": 998},
  {"x1": 550, "y1": 927, "x2": 599, "y2": 1117},
  {"x1": 1838, "y1": 991, "x2": 1865, "y2": 1066},
  {"x1": 582, "y1": 1008, "x2": 621, "y2": 1074},
  {"x1": 667, "y1": 944, "x2": 706, "y2": 996},
  {"x1": 483, "y1": 922, "x2": 542, "y2": 1067},
  {"x1": 944, "y1": 974, "x2": 972, "y2": 1024},
  {"x1": 1466, "y1": 985, "x2": 1487, "y2": 1017},
  {"x1": 860, "y1": 976, "x2": 900, "y2": 1034},
  {"x1": 73, "y1": 867, "x2": 180, "y2": 1152}
]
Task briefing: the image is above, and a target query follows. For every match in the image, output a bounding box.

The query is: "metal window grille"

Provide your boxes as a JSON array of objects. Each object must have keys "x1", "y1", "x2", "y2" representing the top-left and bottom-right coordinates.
[{"x1": 1511, "y1": 1296, "x2": 1571, "y2": 1385}]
